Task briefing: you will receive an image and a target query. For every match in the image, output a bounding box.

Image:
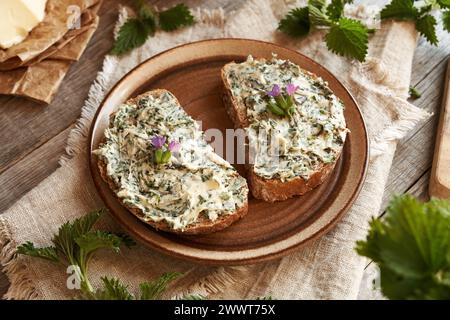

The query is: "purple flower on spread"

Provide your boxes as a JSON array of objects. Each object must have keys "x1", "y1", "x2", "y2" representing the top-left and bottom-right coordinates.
[
  {"x1": 151, "y1": 135, "x2": 166, "y2": 149},
  {"x1": 286, "y1": 83, "x2": 298, "y2": 96},
  {"x1": 267, "y1": 84, "x2": 281, "y2": 97},
  {"x1": 168, "y1": 140, "x2": 181, "y2": 153}
]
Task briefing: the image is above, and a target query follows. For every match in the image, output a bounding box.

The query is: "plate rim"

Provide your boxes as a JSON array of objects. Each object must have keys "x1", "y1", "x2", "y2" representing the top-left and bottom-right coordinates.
[{"x1": 88, "y1": 38, "x2": 369, "y2": 265}]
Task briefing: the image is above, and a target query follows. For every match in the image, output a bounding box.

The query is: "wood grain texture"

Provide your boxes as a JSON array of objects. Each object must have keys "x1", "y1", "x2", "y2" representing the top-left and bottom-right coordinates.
[
  {"x1": 0, "y1": 127, "x2": 72, "y2": 212},
  {"x1": 429, "y1": 58, "x2": 450, "y2": 198},
  {"x1": 380, "y1": 57, "x2": 447, "y2": 211}
]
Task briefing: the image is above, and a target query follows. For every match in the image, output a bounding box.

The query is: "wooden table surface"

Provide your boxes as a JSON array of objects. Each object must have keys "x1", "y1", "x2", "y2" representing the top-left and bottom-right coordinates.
[{"x1": 0, "y1": 0, "x2": 448, "y2": 298}]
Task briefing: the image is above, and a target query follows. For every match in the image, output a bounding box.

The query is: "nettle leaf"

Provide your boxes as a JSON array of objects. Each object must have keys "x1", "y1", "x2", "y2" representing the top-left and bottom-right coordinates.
[
  {"x1": 325, "y1": 18, "x2": 369, "y2": 62},
  {"x1": 16, "y1": 210, "x2": 141, "y2": 300},
  {"x1": 326, "y1": 0, "x2": 345, "y2": 21},
  {"x1": 308, "y1": 0, "x2": 327, "y2": 11},
  {"x1": 355, "y1": 218, "x2": 385, "y2": 263},
  {"x1": 379, "y1": 196, "x2": 443, "y2": 277},
  {"x1": 133, "y1": 0, "x2": 156, "y2": 20},
  {"x1": 158, "y1": 4, "x2": 195, "y2": 32},
  {"x1": 442, "y1": 10, "x2": 450, "y2": 33},
  {"x1": 51, "y1": 209, "x2": 104, "y2": 263},
  {"x1": 438, "y1": 0, "x2": 450, "y2": 9},
  {"x1": 278, "y1": 7, "x2": 311, "y2": 37},
  {"x1": 308, "y1": 3, "x2": 332, "y2": 26},
  {"x1": 356, "y1": 195, "x2": 450, "y2": 300},
  {"x1": 140, "y1": 272, "x2": 182, "y2": 300},
  {"x1": 380, "y1": 0, "x2": 418, "y2": 20},
  {"x1": 416, "y1": 14, "x2": 438, "y2": 45},
  {"x1": 111, "y1": 19, "x2": 152, "y2": 56},
  {"x1": 17, "y1": 242, "x2": 59, "y2": 262},
  {"x1": 70, "y1": 209, "x2": 104, "y2": 238},
  {"x1": 92, "y1": 277, "x2": 134, "y2": 300},
  {"x1": 75, "y1": 231, "x2": 124, "y2": 255},
  {"x1": 116, "y1": 233, "x2": 137, "y2": 248}
]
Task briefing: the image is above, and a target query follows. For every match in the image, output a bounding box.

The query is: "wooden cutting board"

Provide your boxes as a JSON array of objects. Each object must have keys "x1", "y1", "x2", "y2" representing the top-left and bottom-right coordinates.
[{"x1": 430, "y1": 57, "x2": 450, "y2": 199}]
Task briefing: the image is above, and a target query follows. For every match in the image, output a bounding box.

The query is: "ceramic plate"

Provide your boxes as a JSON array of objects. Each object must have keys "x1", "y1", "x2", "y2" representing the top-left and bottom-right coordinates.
[{"x1": 89, "y1": 39, "x2": 368, "y2": 265}]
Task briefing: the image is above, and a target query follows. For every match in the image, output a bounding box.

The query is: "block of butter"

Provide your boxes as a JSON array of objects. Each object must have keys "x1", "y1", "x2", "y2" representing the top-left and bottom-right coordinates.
[{"x1": 0, "y1": 0, "x2": 48, "y2": 49}]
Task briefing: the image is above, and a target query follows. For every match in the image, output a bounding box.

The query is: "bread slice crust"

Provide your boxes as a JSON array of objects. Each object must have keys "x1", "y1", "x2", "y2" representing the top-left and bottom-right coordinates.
[
  {"x1": 221, "y1": 63, "x2": 343, "y2": 202},
  {"x1": 96, "y1": 90, "x2": 248, "y2": 235}
]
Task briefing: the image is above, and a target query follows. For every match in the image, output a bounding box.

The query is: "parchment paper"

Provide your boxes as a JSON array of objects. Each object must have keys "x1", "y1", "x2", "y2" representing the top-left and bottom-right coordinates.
[{"x1": 0, "y1": 0, "x2": 102, "y2": 104}]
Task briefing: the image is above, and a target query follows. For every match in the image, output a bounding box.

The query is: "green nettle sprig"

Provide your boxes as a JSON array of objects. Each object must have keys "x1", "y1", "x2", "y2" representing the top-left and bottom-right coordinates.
[
  {"x1": 16, "y1": 210, "x2": 271, "y2": 300},
  {"x1": 380, "y1": 0, "x2": 450, "y2": 46},
  {"x1": 279, "y1": 0, "x2": 450, "y2": 62},
  {"x1": 356, "y1": 195, "x2": 450, "y2": 300},
  {"x1": 151, "y1": 135, "x2": 181, "y2": 165},
  {"x1": 16, "y1": 209, "x2": 184, "y2": 300},
  {"x1": 265, "y1": 83, "x2": 299, "y2": 117},
  {"x1": 409, "y1": 85, "x2": 422, "y2": 99},
  {"x1": 112, "y1": 0, "x2": 195, "y2": 55},
  {"x1": 278, "y1": 0, "x2": 370, "y2": 62}
]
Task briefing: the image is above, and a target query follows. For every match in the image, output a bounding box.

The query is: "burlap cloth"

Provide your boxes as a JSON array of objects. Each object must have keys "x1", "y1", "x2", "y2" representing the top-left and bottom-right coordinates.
[{"x1": 0, "y1": 0, "x2": 430, "y2": 299}]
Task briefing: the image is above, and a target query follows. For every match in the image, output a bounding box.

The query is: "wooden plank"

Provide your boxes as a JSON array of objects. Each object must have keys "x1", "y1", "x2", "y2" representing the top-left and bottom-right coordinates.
[
  {"x1": 380, "y1": 56, "x2": 447, "y2": 212},
  {"x1": 407, "y1": 170, "x2": 431, "y2": 201},
  {"x1": 429, "y1": 58, "x2": 450, "y2": 198},
  {"x1": 0, "y1": 127, "x2": 72, "y2": 212}
]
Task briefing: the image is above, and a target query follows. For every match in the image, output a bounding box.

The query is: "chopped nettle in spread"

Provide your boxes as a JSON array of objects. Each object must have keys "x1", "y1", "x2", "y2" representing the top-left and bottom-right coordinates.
[
  {"x1": 94, "y1": 91, "x2": 248, "y2": 230},
  {"x1": 224, "y1": 55, "x2": 349, "y2": 182}
]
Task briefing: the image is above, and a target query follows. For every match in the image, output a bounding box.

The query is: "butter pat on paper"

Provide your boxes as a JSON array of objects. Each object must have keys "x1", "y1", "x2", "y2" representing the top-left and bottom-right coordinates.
[{"x1": 0, "y1": 0, "x2": 48, "y2": 49}]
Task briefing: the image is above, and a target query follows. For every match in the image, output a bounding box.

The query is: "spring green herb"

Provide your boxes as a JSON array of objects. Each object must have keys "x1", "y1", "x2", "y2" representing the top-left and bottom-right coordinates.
[
  {"x1": 16, "y1": 210, "x2": 182, "y2": 300},
  {"x1": 278, "y1": 0, "x2": 368, "y2": 62},
  {"x1": 265, "y1": 84, "x2": 298, "y2": 117},
  {"x1": 325, "y1": 18, "x2": 369, "y2": 62},
  {"x1": 380, "y1": 0, "x2": 447, "y2": 46},
  {"x1": 112, "y1": 1, "x2": 195, "y2": 55},
  {"x1": 17, "y1": 209, "x2": 134, "y2": 293},
  {"x1": 151, "y1": 136, "x2": 181, "y2": 165},
  {"x1": 17, "y1": 210, "x2": 277, "y2": 300},
  {"x1": 279, "y1": 0, "x2": 450, "y2": 61},
  {"x1": 356, "y1": 195, "x2": 450, "y2": 300},
  {"x1": 409, "y1": 86, "x2": 422, "y2": 99},
  {"x1": 83, "y1": 272, "x2": 182, "y2": 300}
]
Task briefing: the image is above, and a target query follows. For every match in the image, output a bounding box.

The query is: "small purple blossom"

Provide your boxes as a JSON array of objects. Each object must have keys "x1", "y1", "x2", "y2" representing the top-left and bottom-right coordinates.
[
  {"x1": 286, "y1": 83, "x2": 298, "y2": 96},
  {"x1": 151, "y1": 135, "x2": 166, "y2": 149},
  {"x1": 168, "y1": 140, "x2": 181, "y2": 153},
  {"x1": 267, "y1": 84, "x2": 281, "y2": 97}
]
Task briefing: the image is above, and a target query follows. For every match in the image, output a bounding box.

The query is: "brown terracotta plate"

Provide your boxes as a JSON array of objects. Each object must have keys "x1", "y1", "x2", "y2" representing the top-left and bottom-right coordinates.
[{"x1": 88, "y1": 39, "x2": 368, "y2": 266}]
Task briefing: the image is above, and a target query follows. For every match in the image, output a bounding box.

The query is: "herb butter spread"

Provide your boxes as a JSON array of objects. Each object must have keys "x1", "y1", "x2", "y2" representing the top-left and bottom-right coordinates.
[
  {"x1": 94, "y1": 91, "x2": 248, "y2": 230},
  {"x1": 224, "y1": 55, "x2": 348, "y2": 182}
]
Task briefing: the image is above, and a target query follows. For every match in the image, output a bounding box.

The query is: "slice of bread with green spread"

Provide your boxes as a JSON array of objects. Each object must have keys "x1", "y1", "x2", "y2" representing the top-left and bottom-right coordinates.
[
  {"x1": 94, "y1": 89, "x2": 249, "y2": 234},
  {"x1": 222, "y1": 55, "x2": 348, "y2": 202}
]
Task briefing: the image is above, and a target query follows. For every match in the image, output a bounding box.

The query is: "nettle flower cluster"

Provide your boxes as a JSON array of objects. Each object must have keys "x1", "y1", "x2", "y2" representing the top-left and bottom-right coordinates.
[
  {"x1": 151, "y1": 136, "x2": 180, "y2": 165},
  {"x1": 265, "y1": 83, "x2": 299, "y2": 117}
]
